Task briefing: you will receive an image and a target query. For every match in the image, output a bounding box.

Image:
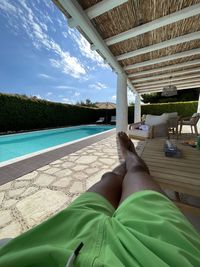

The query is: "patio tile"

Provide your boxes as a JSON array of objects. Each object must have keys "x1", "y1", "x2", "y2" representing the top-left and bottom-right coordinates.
[
  {"x1": 62, "y1": 162, "x2": 75, "y2": 168},
  {"x1": 69, "y1": 181, "x2": 85, "y2": 194},
  {"x1": 3, "y1": 199, "x2": 18, "y2": 208},
  {"x1": 14, "y1": 180, "x2": 30, "y2": 188},
  {"x1": 16, "y1": 189, "x2": 68, "y2": 227},
  {"x1": 34, "y1": 174, "x2": 55, "y2": 187},
  {"x1": 99, "y1": 158, "x2": 116, "y2": 165},
  {"x1": 77, "y1": 155, "x2": 97, "y2": 164},
  {"x1": 0, "y1": 182, "x2": 12, "y2": 191},
  {"x1": 21, "y1": 187, "x2": 39, "y2": 197},
  {"x1": 52, "y1": 178, "x2": 72, "y2": 187},
  {"x1": 73, "y1": 172, "x2": 88, "y2": 180},
  {"x1": 0, "y1": 192, "x2": 5, "y2": 204},
  {"x1": 54, "y1": 169, "x2": 72, "y2": 178},
  {"x1": 17, "y1": 171, "x2": 38, "y2": 180},
  {"x1": 43, "y1": 167, "x2": 60, "y2": 174},
  {"x1": 0, "y1": 222, "x2": 22, "y2": 239},
  {"x1": 0, "y1": 210, "x2": 12, "y2": 227},
  {"x1": 84, "y1": 167, "x2": 99, "y2": 175},
  {"x1": 72, "y1": 164, "x2": 87, "y2": 171},
  {"x1": 9, "y1": 188, "x2": 25, "y2": 198}
]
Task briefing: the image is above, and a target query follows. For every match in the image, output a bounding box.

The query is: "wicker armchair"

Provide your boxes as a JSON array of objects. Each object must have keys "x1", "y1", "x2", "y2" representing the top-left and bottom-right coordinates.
[
  {"x1": 179, "y1": 113, "x2": 200, "y2": 135},
  {"x1": 128, "y1": 114, "x2": 169, "y2": 140}
]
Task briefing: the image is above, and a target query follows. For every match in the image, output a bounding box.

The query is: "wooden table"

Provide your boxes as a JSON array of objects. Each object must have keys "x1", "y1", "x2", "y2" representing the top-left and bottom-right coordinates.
[{"x1": 141, "y1": 138, "x2": 200, "y2": 214}]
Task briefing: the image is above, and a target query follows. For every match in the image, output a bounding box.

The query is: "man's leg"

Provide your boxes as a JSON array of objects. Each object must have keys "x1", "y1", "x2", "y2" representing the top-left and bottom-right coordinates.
[
  {"x1": 87, "y1": 162, "x2": 126, "y2": 209},
  {"x1": 117, "y1": 132, "x2": 164, "y2": 203}
]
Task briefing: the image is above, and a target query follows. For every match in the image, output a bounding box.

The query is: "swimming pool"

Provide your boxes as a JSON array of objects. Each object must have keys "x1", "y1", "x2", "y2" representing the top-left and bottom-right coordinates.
[{"x1": 0, "y1": 125, "x2": 115, "y2": 164}]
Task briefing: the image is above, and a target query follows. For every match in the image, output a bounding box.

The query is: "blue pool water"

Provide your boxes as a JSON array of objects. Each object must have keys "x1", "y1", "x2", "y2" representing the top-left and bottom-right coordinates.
[{"x1": 0, "y1": 125, "x2": 114, "y2": 163}]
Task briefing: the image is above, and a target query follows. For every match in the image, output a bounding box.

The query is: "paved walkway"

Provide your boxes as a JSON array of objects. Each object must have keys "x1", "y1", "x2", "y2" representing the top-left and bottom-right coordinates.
[{"x1": 0, "y1": 134, "x2": 145, "y2": 239}]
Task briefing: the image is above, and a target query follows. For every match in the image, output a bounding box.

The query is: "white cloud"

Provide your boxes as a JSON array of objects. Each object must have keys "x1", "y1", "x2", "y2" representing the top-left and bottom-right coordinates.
[
  {"x1": 47, "y1": 92, "x2": 52, "y2": 96},
  {"x1": 0, "y1": 0, "x2": 16, "y2": 13},
  {"x1": 62, "y1": 31, "x2": 68, "y2": 39},
  {"x1": 0, "y1": 0, "x2": 87, "y2": 79},
  {"x1": 111, "y1": 91, "x2": 135, "y2": 104},
  {"x1": 112, "y1": 95, "x2": 116, "y2": 101},
  {"x1": 38, "y1": 73, "x2": 52, "y2": 79},
  {"x1": 55, "y1": 85, "x2": 76, "y2": 90},
  {"x1": 34, "y1": 94, "x2": 42, "y2": 99},
  {"x1": 68, "y1": 28, "x2": 109, "y2": 69},
  {"x1": 74, "y1": 92, "x2": 80, "y2": 96},
  {"x1": 89, "y1": 82, "x2": 107, "y2": 90},
  {"x1": 62, "y1": 98, "x2": 73, "y2": 104}
]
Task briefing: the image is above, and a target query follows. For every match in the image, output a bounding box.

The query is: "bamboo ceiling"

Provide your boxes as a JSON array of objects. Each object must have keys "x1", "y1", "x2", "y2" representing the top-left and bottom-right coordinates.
[{"x1": 54, "y1": 0, "x2": 200, "y2": 93}]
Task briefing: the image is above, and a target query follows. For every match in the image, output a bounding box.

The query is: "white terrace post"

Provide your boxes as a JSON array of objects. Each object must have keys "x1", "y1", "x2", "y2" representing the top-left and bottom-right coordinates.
[
  {"x1": 116, "y1": 72, "x2": 128, "y2": 133},
  {"x1": 134, "y1": 93, "x2": 141, "y2": 122}
]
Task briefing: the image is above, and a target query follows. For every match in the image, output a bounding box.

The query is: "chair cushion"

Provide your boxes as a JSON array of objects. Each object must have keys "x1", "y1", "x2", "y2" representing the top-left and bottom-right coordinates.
[
  {"x1": 145, "y1": 114, "x2": 168, "y2": 126},
  {"x1": 128, "y1": 129, "x2": 149, "y2": 138}
]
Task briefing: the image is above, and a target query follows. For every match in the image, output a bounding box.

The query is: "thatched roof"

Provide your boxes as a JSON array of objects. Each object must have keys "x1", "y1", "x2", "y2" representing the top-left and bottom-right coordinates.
[
  {"x1": 52, "y1": 0, "x2": 200, "y2": 93},
  {"x1": 95, "y1": 102, "x2": 116, "y2": 109}
]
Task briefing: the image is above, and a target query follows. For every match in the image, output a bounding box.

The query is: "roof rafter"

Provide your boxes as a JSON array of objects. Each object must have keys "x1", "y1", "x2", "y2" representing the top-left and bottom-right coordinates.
[
  {"x1": 117, "y1": 31, "x2": 200, "y2": 61},
  {"x1": 68, "y1": 0, "x2": 128, "y2": 28},
  {"x1": 124, "y1": 48, "x2": 200, "y2": 70},
  {"x1": 105, "y1": 3, "x2": 200, "y2": 45},
  {"x1": 128, "y1": 60, "x2": 200, "y2": 78},
  {"x1": 135, "y1": 78, "x2": 200, "y2": 90},
  {"x1": 132, "y1": 68, "x2": 200, "y2": 83},
  {"x1": 137, "y1": 84, "x2": 200, "y2": 93},
  {"x1": 133, "y1": 72, "x2": 200, "y2": 88},
  {"x1": 138, "y1": 85, "x2": 200, "y2": 94}
]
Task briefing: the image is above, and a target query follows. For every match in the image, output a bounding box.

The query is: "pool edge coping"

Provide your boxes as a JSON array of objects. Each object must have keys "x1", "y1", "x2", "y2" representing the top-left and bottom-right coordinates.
[{"x1": 0, "y1": 129, "x2": 116, "y2": 186}]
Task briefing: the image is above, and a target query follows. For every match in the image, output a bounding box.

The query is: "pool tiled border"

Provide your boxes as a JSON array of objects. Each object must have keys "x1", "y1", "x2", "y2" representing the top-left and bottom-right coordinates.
[{"x1": 0, "y1": 129, "x2": 116, "y2": 186}]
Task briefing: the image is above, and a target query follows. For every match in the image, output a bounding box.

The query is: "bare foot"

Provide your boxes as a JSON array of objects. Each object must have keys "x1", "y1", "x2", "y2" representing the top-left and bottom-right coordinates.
[
  {"x1": 118, "y1": 132, "x2": 150, "y2": 174},
  {"x1": 117, "y1": 132, "x2": 136, "y2": 158}
]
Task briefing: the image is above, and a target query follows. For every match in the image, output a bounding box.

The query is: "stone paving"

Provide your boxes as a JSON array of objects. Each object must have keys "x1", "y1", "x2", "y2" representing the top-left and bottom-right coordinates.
[{"x1": 0, "y1": 134, "x2": 145, "y2": 239}]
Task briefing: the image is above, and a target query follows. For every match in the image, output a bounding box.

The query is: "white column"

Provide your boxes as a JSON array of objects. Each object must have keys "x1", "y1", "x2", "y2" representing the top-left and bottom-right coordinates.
[
  {"x1": 197, "y1": 92, "x2": 200, "y2": 128},
  {"x1": 116, "y1": 72, "x2": 128, "y2": 132},
  {"x1": 134, "y1": 93, "x2": 141, "y2": 122}
]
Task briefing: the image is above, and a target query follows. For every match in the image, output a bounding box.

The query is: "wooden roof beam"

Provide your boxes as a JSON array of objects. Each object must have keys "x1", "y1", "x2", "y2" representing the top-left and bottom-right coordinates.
[
  {"x1": 117, "y1": 31, "x2": 200, "y2": 61},
  {"x1": 68, "y1": 0, "x2": 128, "y2": 28},
  {"x1": 128, "y1": 60, "x2": 200, "y2": 78},
  {"x1": 137, "y1": 84, "x2": 200, "y2": 94},
  {"x1": 135, "y1": 74, "x2": 200, "y2": 88},
  {"x1": 132, "y1": 68, "x2": 200, "y2": 83},
  {"x1": 105, "y1": 3, "x2": 200, "y2": 45},
  {"x1": 124, "y1": 48, "x2": 200, "y2": 70},
  {"x1": 135, "y1": 78, "x2": 200, "y2": 90}
]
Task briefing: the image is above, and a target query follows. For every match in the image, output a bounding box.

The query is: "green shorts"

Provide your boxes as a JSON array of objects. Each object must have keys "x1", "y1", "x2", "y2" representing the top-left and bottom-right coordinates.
[{"x1": 0, "y1": 190, "x2": 199, "y2": 267}]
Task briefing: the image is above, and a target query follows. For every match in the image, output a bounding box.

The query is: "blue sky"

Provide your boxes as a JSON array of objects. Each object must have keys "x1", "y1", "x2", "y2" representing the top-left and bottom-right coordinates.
[{"x1": 0, "y1": 0, "x2": 135, "y2": 104}]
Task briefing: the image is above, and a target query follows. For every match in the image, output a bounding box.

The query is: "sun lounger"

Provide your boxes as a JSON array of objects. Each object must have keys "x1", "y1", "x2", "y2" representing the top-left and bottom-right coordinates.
[
  {"x1": 96, "y1": 117, "x2": 105, "y2": 124},
  {"x1": 110, "y1": 116, "x2": 116, "y2": 124}
]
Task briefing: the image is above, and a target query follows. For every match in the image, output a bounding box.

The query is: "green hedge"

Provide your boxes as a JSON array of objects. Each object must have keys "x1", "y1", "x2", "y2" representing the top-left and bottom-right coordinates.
[
  {"x1": 128, "y1": 101, "x2": 198, "y2": 123},
  {"x1": 0, "y1": 93, "x2": 198, "y2": 132},
  {"x1": 0, "y1": 93, "x2": 100, "y2": 132},
  {"x1": 141, "y1": 101, "x2": 198, "y2": 117}
]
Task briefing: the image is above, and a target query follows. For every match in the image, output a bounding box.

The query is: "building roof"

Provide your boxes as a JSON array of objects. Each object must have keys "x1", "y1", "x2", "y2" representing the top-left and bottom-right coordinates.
[
  {"x1": 52, "y1": 0, "x2": 200, "y2": 93},
  {"x1": 95, "y1": 102, "x2": 116, "y2": 109}
]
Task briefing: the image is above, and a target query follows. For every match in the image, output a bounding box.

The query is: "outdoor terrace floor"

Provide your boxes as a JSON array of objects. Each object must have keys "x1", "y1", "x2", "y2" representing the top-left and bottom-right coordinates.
[{"x1": 0, "y1": 126, "x2": 199, "y2": 239}]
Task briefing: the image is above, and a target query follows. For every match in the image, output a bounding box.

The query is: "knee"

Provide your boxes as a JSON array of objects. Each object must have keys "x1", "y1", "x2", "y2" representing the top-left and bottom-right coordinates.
[{"x1": 101, "y1": 172, "x2": 118, "y2": 181}]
